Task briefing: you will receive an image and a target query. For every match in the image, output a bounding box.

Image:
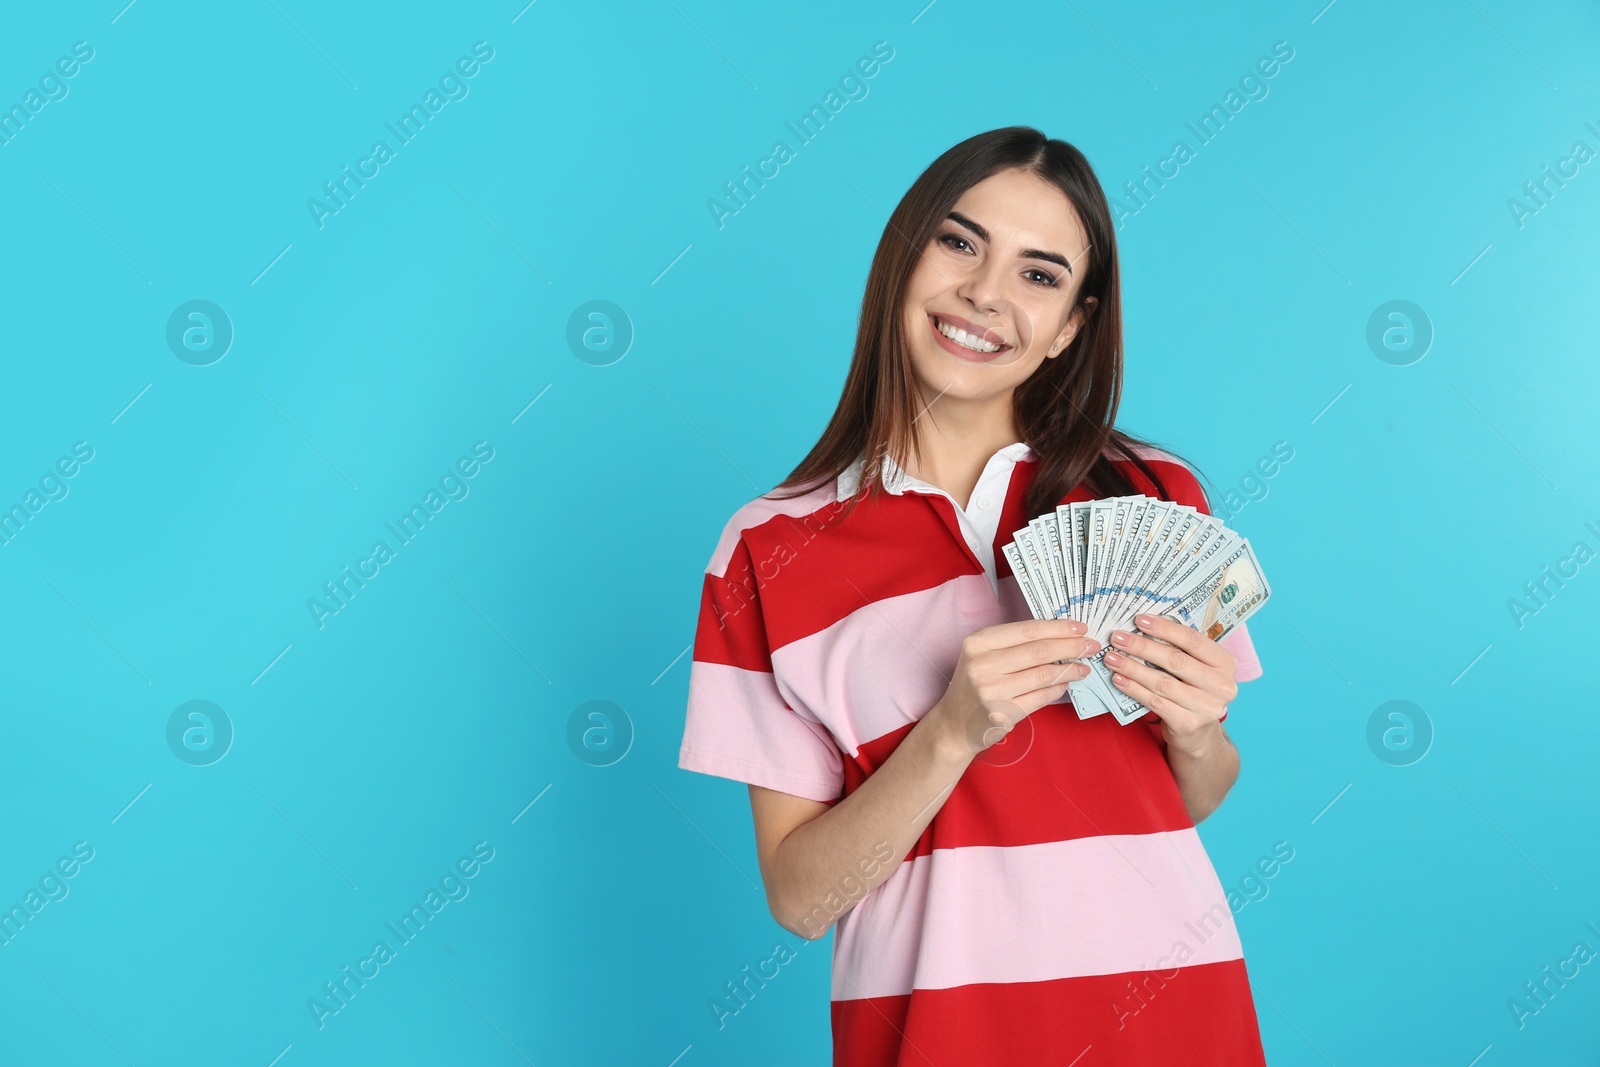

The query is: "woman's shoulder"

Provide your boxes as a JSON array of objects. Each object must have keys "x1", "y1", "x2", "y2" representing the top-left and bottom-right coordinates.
[
  {"x1": 702, "y1": 478, "x2": 845, "y2": 579},
  {"x1": 1105, "y1": 440, "x2": 1211, "y2": 513}
]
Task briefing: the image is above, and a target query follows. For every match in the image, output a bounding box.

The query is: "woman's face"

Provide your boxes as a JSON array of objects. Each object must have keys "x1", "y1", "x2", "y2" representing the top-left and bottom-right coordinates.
[{"x1": 901, "y1": 166, "x2": 1094, "y2": 410}]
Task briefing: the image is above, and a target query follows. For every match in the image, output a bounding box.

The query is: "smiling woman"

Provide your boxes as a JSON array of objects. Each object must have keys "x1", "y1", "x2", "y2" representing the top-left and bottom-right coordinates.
[{"x1": 679, "y1": 126, "x2": 1268, "y2": 1066}]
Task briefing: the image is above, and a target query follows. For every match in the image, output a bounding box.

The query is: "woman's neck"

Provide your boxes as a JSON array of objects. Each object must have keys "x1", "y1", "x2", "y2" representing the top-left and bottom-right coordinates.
[{"x1": 897, "y1": 409, "x2": 1024, "y2": 513}]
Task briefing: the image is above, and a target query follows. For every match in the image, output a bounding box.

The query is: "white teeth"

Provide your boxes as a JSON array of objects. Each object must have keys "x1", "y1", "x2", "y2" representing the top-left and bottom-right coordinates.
[{"x1": 935, "y1": 317, "x2": 1004, "y2": 354}]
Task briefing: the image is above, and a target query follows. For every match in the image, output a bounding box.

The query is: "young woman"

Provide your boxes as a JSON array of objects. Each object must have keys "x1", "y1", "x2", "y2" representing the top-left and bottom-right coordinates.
[{"x1": 679, "y1": 126, "x2": 1268, "y2": 1065}]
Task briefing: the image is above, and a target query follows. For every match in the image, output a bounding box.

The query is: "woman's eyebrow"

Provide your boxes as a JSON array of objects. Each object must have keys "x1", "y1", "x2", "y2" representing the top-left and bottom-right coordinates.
[{"x1": 946, "y1": 211, "x2": 1073, "y2": 275}]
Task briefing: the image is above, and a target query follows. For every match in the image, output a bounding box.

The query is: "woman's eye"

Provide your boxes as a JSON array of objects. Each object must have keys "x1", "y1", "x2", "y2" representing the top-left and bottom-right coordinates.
[{"x1": 939, "y1": 234, "x2": 1059, "y2": 288}]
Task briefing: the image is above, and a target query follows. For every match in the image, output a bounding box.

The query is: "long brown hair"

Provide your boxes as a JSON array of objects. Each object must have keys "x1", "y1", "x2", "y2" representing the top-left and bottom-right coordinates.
[{"x1": 766, "y1": 125, "x2": 1203, "y2": 521}]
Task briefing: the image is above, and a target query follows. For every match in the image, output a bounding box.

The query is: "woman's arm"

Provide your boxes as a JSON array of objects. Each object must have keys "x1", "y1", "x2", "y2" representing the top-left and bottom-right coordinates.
[
  {"x1": 1162, "y1": 721, "x2": 1240, "y2": 823},
  {"x1": 749, "y1": 707, "x2": 973, "y2": 941},
  {"x1": 750, "y1": 618, "x2": 1096, "y2": 940},
  {"x1": 1099, "y1": 613, "x2": 1245, "y2": 823}
]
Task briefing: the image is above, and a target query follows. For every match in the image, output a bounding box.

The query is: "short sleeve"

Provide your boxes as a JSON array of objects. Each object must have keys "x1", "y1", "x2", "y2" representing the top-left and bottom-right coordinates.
[
  {"x1": 1218, "y1": 624, "x2": 1263, "y2": 683},
  {"x1": 678, "y1": 534, "x2": 846, "y2": 804}
]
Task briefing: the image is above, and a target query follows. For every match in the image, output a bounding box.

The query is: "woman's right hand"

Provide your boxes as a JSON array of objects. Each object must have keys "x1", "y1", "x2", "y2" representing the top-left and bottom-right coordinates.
[{"x1": 930, "y1": 618, "x2": 1102, "y2": 757}]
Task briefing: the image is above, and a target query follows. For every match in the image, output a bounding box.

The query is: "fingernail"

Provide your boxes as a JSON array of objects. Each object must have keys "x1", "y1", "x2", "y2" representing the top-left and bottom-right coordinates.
[
  {"x1": 1068, "y1": 620, "x2": 1087, "y2": 633},
  {"x1": 1111, "y1": 631, "x2": 1130, "y2": 645},
  {"x1": 1084, "y1": 639, "x2": 1101, "y2": 654},
  {"x1": 1136, "y1": 615, "x2": 1154, "y2": 628},
  {"x1": 1104, "y1": 650, "x2": 1123, "y2": 665}
]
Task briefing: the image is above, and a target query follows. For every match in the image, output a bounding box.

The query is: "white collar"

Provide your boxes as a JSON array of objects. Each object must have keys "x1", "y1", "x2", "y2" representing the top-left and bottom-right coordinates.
[{"x1": 836, "y1": 441, "x2": 1035, "y2": 501}]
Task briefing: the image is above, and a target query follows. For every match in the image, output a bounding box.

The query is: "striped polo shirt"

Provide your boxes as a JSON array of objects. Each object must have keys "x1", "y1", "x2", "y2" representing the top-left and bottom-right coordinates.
[{"x1": 679, "y1": 441, "x2": 1268, "y2": 1065}]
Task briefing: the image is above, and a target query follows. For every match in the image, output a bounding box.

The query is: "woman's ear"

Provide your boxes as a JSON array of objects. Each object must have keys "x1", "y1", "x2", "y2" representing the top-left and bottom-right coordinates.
[{"x1": 1048, "y1": 297, "x2": 1096, "y2": 356}]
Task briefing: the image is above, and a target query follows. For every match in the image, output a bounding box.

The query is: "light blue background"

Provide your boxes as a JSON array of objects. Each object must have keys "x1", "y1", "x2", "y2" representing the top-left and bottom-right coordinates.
[{"x1": 1, "y1": 1, "x2": 1596, "y2": 1064}]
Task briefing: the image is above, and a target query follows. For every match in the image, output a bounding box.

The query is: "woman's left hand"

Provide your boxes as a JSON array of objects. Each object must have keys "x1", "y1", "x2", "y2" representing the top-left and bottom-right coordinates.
[{"x1": 1102, "y1": 614, "x2": 1238, "y2": 754}]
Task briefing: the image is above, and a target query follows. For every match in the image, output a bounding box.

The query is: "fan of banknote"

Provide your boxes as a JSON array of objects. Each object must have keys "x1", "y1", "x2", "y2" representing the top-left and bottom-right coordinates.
[{"x1": 1001, "y1": 494, "x2": 1271, "y2": 726}]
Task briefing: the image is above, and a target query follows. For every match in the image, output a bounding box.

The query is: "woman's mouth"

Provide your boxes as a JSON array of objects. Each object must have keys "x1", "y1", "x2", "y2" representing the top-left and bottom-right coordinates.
[{"x1": 928, "y1": 314, "x2": 1013, "y2": 363}]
